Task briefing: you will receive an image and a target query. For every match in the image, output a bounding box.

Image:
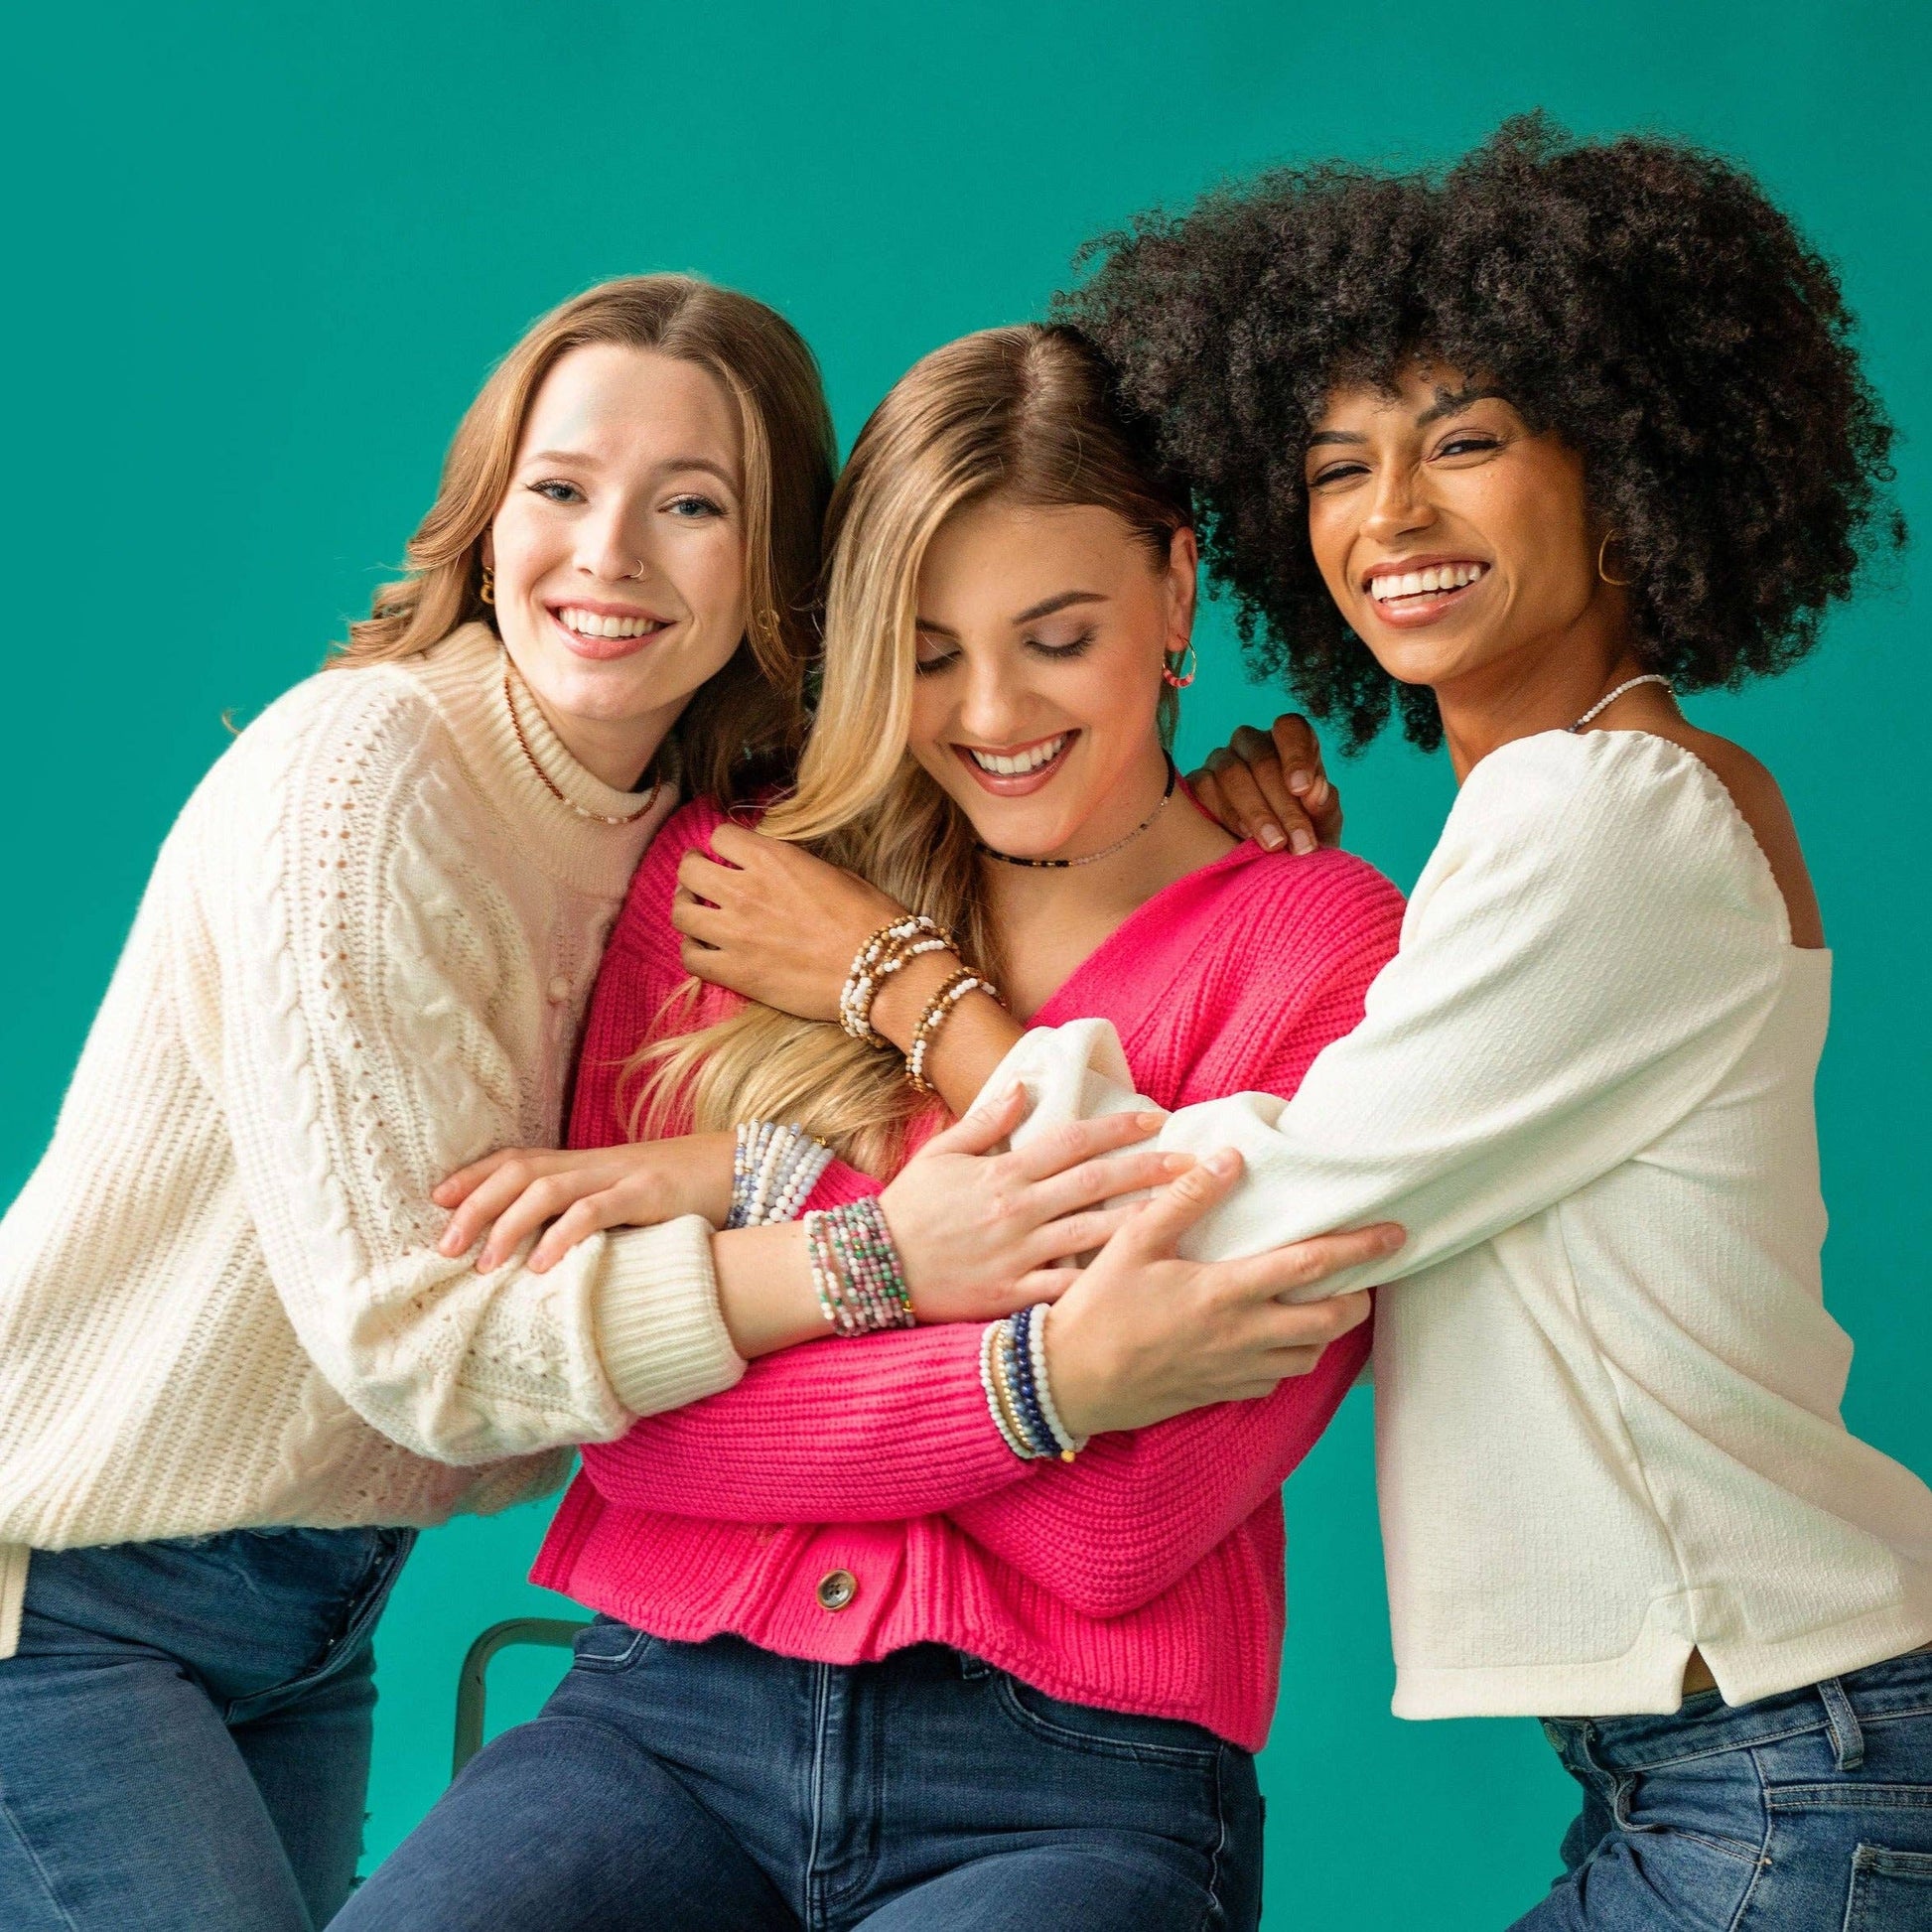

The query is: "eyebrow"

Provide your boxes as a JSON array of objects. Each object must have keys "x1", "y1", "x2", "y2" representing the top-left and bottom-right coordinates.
[
  {"x1": 915, "y1": 590, "x2": 1108, "y2": 639},
  {"x1": 1306, "y1": 385, "x2": 1511, "y2": 451},
  {"x1": 1415, "y1": 384, "x2": 1506, "y2": 427},
  {"x1": 522, "y1": 450, "x2": 742, "y2": 490}
]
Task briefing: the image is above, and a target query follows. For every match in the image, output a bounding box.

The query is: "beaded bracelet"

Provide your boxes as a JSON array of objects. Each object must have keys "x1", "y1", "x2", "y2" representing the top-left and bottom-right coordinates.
[
  {"x1": 839, "y1": 914, "x2": 955, "y2": 1046},
  {"x1": 979, "y1": 1306, "x2": 1085, "y2": 1461},
  {"x1": 728, "y1": 1121, "x2": 835, "y2": 1228},
  {"x1": 803, "y1": 1197, "x2": 917, "y2": 1337},
  {"x1": 1025, "y1": 1302, "x2": 1086, "y2": 1458},
  {"x1": 905, "y1": 968, "x2": 1001, "y2": 1096},
  {"x1": 980, "y1": 1317, "x2": 1036, "y2": 1457}
]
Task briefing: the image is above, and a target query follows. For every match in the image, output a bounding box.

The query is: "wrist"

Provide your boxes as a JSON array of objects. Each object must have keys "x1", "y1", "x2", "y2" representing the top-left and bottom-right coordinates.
[
  {"x1": 1038, "y1": 1299, "x2": 1108, "y2": 1441},
  {"x1": 867, "y1": 949, "x2": 962, "y2": 1051}
]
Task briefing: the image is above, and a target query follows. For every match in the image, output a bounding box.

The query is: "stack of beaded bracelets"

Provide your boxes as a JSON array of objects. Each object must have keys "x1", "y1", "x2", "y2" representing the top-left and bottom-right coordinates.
[
  {"x1": 803, "y1": 1197, "x2": 917, "y2": 1337},
  {"x1": 980, "y1": 1305, "x2": 1086, "y2": 1462},
  {"x1": 905, "y1": 967, "x2": 1000, "y2": 1097},
  {"x1": 727, "y1": 1121, "x2": 835, "y2": 1229},
  {"x1": 839, "y1": 914, "x2": 956, "y2": 1045}
]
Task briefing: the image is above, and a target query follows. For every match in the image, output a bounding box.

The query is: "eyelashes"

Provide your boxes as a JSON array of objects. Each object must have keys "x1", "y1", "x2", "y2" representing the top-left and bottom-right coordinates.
[
  {"x1": 913, "y1": 625, "x2": 1100, "y2": 676},
  {"x1": 1025, "y1": 625, "x2": 1098, "y2": 663}
]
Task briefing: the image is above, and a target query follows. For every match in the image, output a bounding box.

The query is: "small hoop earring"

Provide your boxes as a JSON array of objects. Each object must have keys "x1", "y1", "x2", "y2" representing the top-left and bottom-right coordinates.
[
  {"x1": 479, "y1": 562, "x2": 495, "y2": 606},
  {"x1": 1162, "y1": 644, "x2": 1198, "y2": 690},
  {"x1": 1597, "y1": 533, "x2": 1636, "y2": 588}
]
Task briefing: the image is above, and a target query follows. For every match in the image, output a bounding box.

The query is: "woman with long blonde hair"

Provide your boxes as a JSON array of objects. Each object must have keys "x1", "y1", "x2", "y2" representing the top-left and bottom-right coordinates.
[
  {"x1": 343, "y1": 323, "x2": 1405, "y2": 1932},
  {"x1": 0, "y1": 280, "x2": 1170, "y2": 1932}
]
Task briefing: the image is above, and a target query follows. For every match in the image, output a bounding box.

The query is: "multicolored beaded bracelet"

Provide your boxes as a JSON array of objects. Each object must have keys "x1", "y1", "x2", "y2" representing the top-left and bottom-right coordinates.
[{"x1": 803, "y1": 1197, "x2": 916, "y2": 1337}]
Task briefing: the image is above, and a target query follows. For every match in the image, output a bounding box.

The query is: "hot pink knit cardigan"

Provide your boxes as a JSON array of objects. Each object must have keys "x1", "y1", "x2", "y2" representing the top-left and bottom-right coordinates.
[{"x1": 532, "y1": 797, "x2": 1404, "y2": 1749}]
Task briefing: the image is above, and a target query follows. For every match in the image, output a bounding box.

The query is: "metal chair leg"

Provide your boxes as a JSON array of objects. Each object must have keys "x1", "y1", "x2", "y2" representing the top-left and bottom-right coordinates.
[{"x1": 452, "y1": 1616, "x2": 588, "y2": 1777}]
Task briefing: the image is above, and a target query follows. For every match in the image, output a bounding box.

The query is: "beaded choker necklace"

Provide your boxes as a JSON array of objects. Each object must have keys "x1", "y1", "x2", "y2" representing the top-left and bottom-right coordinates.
[{"x1": 975, "y1": 757, "x2": 1177, "y2": 871}]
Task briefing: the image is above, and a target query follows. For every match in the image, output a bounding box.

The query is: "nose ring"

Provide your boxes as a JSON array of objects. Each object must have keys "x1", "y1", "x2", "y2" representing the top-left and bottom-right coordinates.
[{"x1": 625, "y1": 557, "x2": 647, "y2": 581}]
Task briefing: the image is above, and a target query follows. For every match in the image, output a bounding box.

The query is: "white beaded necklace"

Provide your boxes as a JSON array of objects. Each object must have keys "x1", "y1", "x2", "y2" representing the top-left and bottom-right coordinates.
[{"x1": 1569, "y1": 672, "x2": 1675, "y2": 733}]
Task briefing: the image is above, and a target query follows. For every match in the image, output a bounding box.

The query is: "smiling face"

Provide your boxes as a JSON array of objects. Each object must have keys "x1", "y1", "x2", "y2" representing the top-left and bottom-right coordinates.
[
  {"x1": 1304, "y1": 362, "x2": 1623, "y2": 722},
  {"x1": 485, "y1": 343, "x2": 749, "y2": 788},
  {"x1": 906, "y1": 495, "x2": 1193, "y2": 862}
]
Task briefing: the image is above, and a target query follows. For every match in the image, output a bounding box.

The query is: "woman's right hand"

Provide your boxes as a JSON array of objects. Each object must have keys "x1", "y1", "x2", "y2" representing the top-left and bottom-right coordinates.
[
  {"x1": 1042, "y1": 1149, "x2": 1400, "y2": 1437},
  {"x1": 433, "y1": 1133, "x2": 736, "y2": 1273},
  {"x1": 881, "y1": 1082, "x2": 1194, "y2": 1324}
]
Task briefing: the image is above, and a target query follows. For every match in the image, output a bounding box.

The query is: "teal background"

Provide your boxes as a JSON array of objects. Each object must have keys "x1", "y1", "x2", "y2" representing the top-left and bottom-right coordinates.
[{"x1": 4, "y1": 3, "x2": 1927, "y2": 1922}]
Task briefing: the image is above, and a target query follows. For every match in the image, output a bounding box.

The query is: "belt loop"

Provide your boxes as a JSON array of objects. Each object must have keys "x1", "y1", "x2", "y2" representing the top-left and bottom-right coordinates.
[{"x1": 1818, "y1": 1677, "x2": 1865, "y2": 1771}]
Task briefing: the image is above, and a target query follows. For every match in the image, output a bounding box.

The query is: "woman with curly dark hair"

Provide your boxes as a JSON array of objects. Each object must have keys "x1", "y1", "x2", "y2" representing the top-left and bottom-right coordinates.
[{"x1": 966, "y1": 119, "x2": 1932, "y2": 1925}]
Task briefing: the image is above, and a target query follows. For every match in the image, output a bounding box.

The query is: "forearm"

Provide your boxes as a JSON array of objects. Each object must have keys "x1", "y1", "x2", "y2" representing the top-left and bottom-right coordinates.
[
  {"x1": 869, "y1": 950, "x2": 1025, "y2": 1120},
  {"x1": 710, "y1": 1222, "x2": 835, "y2": 1358},
  {"x1": 948, "y1": 1324, "x2": 1369, "y2": 1615}
]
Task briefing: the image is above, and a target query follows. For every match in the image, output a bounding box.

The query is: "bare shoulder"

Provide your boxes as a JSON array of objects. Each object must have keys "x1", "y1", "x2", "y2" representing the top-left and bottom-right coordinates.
[{"x1": 1633, "y1": 722, "x2": 1825, "y2": 949}]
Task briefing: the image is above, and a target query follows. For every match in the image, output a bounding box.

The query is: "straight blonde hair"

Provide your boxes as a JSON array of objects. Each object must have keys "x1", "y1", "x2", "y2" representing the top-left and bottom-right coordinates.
[
  {"x1": 634, "y1": 324, "x2": 1193, "y2": 1173},
  {"x1": 335, "y1": 275, "x2": 836, "y2": 803}
]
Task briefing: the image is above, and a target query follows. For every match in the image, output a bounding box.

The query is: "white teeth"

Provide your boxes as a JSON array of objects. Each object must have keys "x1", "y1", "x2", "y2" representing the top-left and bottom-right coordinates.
[
  {"x1": 969, "y1": 735, "x2": 1066, "y2": 776},
  {"x1": 558, "y1": 607, "x2": 662, "y2": 639},
  {"x1": 1369, "y1": 563, "x2": 1486, "y2": 603}
]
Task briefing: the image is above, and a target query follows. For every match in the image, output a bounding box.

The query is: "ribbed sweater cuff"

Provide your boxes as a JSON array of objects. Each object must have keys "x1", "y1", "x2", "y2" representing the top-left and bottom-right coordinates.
[{"x1": 595, "y1": 1216, "x2": 746, "y2": 1418}]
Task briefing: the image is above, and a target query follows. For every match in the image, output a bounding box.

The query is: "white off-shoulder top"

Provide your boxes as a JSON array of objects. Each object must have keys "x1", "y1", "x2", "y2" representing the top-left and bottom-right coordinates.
[{"x1": 994, "y1": 729, "x2": 1932, "y2": 1719}]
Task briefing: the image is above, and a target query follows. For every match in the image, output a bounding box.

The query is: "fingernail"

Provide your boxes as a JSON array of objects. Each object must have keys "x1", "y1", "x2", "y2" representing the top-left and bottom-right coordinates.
[
  {"x1": 1162, "y1": 1152, "x2": 1194, "y2": 1173},
  {"x1": 1205, "y1": 1149, "x2": 1239, "y2": 1175},
  {"x1": 1135, "y1": 1112, "x2": 1163, "y2": 1131},
  {"x1": 1288, "y1": 768, "x2": 1312, "y2": 794},
  {"x1": 437, "y1": 1231, "x2": 461, "y2": 1256},
  {"x1": 1290, "y1": 828, "x2": 1317, "y2": 856},
  {"x1": 1257, "y1": 822, "x2": 1286, "y2": 851},
  {"x1": 1378, "y1": 1225, "x2": 1406, "y2": 1252},
  {"x1": 475, "y1": 1251, "x2": 495, "y2": 1274}
]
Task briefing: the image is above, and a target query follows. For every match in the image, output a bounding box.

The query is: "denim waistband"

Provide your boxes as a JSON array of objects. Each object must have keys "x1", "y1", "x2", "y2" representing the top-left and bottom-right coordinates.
[{"x1": 1541, "y1": 1648, "x2": 1932, "y2": 1773}]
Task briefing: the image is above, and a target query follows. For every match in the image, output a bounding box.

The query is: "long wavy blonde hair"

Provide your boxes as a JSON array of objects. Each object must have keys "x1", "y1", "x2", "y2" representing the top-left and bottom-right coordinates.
[
  {"x1": 633, "y1": 324, "x2": 1194, "y2": 1173},
  {"x1": 333, "y1": 274, "x2": 836, "y2": 803}
]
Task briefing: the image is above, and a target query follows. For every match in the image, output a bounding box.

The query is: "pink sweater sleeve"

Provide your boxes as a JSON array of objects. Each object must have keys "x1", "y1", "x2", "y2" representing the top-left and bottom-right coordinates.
[
  {"x1": 581, "y1": 877, "x2": 1402, "y2": 1592},
  {"x1": 579, "y1": 1320, "x2": 1035, "y2": 1519}
]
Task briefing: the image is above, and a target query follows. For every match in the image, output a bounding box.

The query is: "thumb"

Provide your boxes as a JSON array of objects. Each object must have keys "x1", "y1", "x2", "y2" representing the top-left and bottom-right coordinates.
[
  {"x1": 1115, "y1": 1147, "x2": 1244, "y2": 1259},
  {"x1": 916, "y1": 1078, "x2": 1028, "y2": 1160}
]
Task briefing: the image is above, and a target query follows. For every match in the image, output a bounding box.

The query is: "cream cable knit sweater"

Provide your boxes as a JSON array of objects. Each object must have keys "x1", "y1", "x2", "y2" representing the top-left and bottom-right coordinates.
[
  {"x1": 0, "y1": 623, "x2": 745, "y2": 1656},
  {"x1": 995, "y1": 731, "x2": 1932, "y2": 1719}
]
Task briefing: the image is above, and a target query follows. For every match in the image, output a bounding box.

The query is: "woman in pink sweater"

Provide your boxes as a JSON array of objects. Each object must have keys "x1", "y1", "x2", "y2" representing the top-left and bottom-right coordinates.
[{"x1": 343, "y1": 326, "x2": 1403, "y2": 1931}]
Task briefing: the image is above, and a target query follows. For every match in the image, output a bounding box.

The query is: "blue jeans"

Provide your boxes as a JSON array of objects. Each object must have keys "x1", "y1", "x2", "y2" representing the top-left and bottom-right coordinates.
[
  {"x1": 1517, "y1": 1648, "x2": 1932, "y2": 1927},
  {"x1": 0, "y1": 1525, "x2": 414, "y2": 1931},
  {"x1": 339, "y1": 1624, "x2": 1262, "y2": 1932}
]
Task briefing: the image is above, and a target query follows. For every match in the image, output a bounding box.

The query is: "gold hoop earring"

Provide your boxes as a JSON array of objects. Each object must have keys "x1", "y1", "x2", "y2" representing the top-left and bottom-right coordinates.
[
  {"x1": 1162, "y1": 644, "x2": 1198, "y2": 690},
  {"x1": 1597, "y1": 533, "x2": 1636, "y2": 588},
  {"x1": 479, "y1": 562, "x2": 495, "y2": 606}
]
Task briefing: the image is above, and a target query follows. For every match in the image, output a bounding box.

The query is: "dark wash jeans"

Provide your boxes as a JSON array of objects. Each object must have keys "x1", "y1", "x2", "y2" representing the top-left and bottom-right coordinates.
[
  {"x1": 0, "y1": 1525, "x2": 414, "y2": 1932},
  {"x1": 1516, "y1": 1648, "x2": 1932, "y2": 1928},
  {"x1": 340, "y1": 1623, "x2": 1263, "y2": 1932}
]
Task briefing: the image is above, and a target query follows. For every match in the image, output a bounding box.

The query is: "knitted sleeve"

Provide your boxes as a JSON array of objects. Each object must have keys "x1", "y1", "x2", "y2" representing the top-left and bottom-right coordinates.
[
  {"x1": 990, "y1": 730, "x2": 1795, "y2": 1296},
  {"x1": 577, "y1": 868, "x2": 1401, "y2": 1545},
  {"x1": 201, "y1": 672, "x2": 743, "y2": 1466}
]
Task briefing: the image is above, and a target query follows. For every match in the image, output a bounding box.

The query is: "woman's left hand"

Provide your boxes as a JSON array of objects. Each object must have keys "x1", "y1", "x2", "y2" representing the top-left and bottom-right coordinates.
[
  {"x1": 1190, "y1": 713, "x2": 1345, "y2": 855},
  {"x1": 432, "y1": 1134, "x2": 737, "y2": 1273},
  {"x1": 672, "y1": 824, "x2": 917, "y2": 1022}
]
